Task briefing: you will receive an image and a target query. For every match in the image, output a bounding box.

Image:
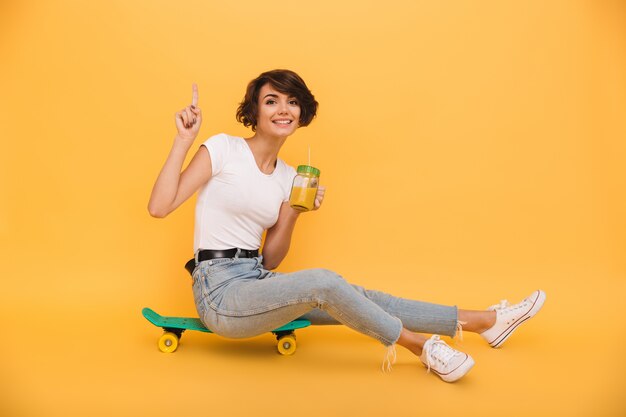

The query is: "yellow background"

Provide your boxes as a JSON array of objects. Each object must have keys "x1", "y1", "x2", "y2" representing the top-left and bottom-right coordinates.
[{"x1": 1, "y1": 0, "x2": 625, "y2": 416}]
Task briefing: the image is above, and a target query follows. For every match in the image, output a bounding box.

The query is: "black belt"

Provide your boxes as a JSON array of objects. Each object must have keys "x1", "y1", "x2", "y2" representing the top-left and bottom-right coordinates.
[
  {"x1": 184, "y1": 248, "x2": 260, "y2": 277},
  {"x1": 196, "y1": 248, "x2": 259, "y2": 262}
]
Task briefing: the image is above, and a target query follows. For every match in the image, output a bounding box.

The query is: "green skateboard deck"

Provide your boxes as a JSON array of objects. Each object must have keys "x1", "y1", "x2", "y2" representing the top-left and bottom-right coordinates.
[{"x1": 142, "y1": 307, "x2": 311, "y2": 354}]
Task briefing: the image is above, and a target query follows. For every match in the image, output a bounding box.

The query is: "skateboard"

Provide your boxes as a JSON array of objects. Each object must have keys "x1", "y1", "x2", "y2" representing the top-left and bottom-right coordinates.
[{"x1": 142, "y1": 307, "x2": 311, "y2": 355}]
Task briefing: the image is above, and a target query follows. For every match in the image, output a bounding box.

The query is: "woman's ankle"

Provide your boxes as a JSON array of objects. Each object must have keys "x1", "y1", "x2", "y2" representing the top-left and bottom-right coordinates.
[
  {"x1": 396, "y1": 328, "x2": 427, "y2": 356},
  {"x1": 458, "y1": 309, "x2": 497, "y2": 334}
]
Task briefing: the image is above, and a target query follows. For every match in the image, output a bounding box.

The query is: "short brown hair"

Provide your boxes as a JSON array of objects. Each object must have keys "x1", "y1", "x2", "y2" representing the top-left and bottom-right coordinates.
[{"x1": 236, "y1": 69, "x2": 318, "y2": 131}]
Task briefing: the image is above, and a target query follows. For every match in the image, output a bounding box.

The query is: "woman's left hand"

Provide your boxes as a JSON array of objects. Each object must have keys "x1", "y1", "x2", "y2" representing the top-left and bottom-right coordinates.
[{"x1": 313, "y1": 186, "x2": 326, "y2": 210}]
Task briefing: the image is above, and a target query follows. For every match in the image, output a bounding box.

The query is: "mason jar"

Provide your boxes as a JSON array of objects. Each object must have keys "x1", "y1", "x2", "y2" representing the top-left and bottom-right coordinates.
[{"x1": 289, "y1": 165, "x2": 321, "y2": 212}]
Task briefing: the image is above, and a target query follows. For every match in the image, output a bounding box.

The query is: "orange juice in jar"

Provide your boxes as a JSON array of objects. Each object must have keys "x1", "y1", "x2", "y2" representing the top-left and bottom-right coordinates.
[{"x1": 289, "y1": 165, "x2": 320, "y2": 212}]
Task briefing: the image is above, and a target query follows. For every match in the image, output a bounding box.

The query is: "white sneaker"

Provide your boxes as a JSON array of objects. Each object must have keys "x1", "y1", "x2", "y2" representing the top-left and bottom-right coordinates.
[
  {"x1": 480, "y1": 289, "x2": 546, "y2": 348},
  {"x1": 420, "y1": 335, "x2": 475, "y2": 382}
]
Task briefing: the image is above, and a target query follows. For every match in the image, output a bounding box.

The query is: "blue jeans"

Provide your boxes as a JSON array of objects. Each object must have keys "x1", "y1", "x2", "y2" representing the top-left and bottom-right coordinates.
[{"x1": 191, "y1": 256, "x2": 458, "y2": 351}]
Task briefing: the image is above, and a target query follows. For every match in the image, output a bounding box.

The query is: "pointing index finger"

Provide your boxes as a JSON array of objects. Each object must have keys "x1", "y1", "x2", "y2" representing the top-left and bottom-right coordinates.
[{"x1": 192, "y1": 83, "x2": 199, "y2": 106}]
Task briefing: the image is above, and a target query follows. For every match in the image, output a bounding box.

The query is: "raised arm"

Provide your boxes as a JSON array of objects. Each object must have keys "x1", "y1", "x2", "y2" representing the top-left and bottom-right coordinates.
[{"x1": 148, "y1": 84, "x2": 212, "y2": 218}]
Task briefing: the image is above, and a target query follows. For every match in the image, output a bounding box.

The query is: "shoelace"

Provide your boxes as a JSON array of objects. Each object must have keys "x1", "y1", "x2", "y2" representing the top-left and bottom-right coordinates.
[
  {"x1": 488, "y1": 298, "x2": 528, "y2": 313},
  {"x1": 488, "y1": 299, "x2": 510, "y2": 311},
  {"x1": 424, "y1": 336, "x2": 457, "y2": 373},
  {"x1": 487, "y1": 298, "x2": 530, "y2": 326}
]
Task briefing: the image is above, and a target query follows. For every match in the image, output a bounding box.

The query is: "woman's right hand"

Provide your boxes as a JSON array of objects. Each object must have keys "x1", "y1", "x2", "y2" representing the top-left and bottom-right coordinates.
[{"x1": 175, "y1": 83, "x2": 202, "y2": 142}]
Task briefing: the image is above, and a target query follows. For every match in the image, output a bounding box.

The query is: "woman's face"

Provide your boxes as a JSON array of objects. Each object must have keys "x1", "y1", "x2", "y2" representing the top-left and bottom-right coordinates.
[{"x1": 255, "y1": 83, "x2": 301, "y2": 137}]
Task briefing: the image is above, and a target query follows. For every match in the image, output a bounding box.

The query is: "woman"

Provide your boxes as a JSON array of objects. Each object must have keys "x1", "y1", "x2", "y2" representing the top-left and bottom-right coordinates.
[{"x1": 148, "y1": 69, "x2": 546, "y2": 383}]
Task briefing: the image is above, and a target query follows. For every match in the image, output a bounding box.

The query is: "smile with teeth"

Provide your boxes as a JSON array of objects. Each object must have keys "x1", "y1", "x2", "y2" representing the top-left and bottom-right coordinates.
[{"x1": 273, "y1": 120, "x2": 292, "y2": 125}]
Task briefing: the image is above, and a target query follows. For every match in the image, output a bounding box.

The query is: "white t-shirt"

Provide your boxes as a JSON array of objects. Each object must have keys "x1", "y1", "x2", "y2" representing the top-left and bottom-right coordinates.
[{"x1": 193, "y1": 133, "x2": 297, "y2": 253}]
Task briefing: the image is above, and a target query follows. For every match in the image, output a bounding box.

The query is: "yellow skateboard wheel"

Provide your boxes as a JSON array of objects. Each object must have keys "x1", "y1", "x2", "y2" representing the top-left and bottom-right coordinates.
[
  {"x1": 277, "y1": 335, "x2": 297, "y2": 356},
  {"x1": 158, "y1": 332, "x2": 179, "y2": 353}
]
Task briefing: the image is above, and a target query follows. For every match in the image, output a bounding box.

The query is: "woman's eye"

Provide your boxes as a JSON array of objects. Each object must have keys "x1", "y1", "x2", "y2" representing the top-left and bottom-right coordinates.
[
  {"x1": 289, "y1": 100, "x2": 299, "y2": 105},
  {"x1": 266, "y1": 100, "x2": 276, "y2": 105}
]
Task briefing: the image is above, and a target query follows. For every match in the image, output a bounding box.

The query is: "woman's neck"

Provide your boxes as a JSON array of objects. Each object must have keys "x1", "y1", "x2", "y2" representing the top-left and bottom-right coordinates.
[{"x1": 244, "y1": 132, "x2": 288, "y2": 174}]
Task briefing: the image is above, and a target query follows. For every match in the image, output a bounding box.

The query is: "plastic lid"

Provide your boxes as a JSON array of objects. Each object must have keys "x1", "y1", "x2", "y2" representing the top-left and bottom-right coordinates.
[{"x1": 297, "y1": 165, "x2": 321, "y2": 177}]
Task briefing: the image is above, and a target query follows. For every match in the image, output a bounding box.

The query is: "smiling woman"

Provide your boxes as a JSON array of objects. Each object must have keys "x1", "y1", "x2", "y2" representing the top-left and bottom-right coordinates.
[
  {"x1": 236, "y1": 69, "x2": 318, "y2": 131},
  {"x1": 147, "y1": 69, "x2": 545, "y2": 383}
]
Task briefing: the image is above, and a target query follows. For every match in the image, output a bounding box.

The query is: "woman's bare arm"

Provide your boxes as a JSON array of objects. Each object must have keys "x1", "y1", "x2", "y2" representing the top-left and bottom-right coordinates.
[
  {"x1": 262, "y1": 202, "x2": 301, "y2": 269},
  {"x1": 148, "y1": 83, "x2": 211, "y2": 217},
  {"x1": 262, "y1": 186, "x2": 326, "y2": 269},
  {"x1": 148, "y1": 140, "x2": 212, "y2": 217}
]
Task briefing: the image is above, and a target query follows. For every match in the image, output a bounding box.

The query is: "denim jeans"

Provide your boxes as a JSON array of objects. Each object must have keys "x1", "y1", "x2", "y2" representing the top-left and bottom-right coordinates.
[{"x1": 191, "y1": 256, "x2": 458, "y2": 356}]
